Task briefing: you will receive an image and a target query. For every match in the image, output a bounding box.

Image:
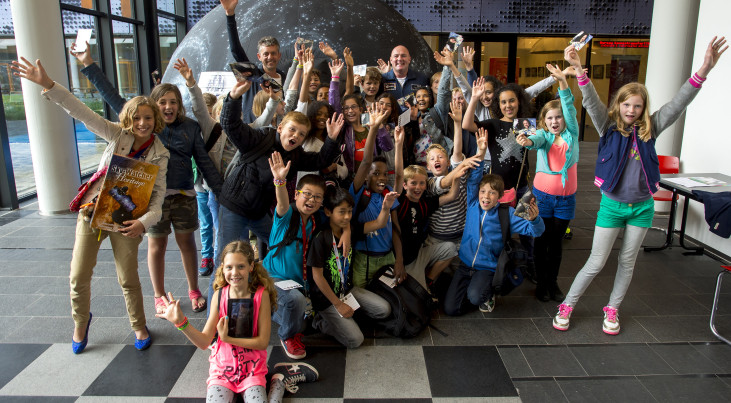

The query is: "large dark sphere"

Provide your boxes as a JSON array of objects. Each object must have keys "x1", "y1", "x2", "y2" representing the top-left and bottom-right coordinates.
[{"x1": 162, "y1": 0, "x2": 439, "y2": 108}]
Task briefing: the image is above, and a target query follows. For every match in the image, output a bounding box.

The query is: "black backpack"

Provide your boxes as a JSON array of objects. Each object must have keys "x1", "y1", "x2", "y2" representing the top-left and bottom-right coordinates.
[
  {"x1": 365, "y1": 265, "x2": 432, "y2": 338},
  {"x1": 492, "y1": 204, "x2": 529, "y2": 296}
]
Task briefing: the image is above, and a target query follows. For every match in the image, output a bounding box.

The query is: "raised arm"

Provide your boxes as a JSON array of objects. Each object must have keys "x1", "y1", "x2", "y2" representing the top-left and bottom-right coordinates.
[
  {"x1": 352, "y1": 105, "x2": 388, "y2": 191},
  {"x1": 343, "y1": 47, "x2": 355, "y2": 96},
  {"x1": 393, "y1": 125, "x2": 405, "y2": 193},
  {"x1": 438, "y1": 162, "x2": 468, "y2": 205},
  {"x1": 269, "y1": 151, "x2": 292, "y2": 217},
  {"x1": 329, "y1": 58, "x2": 345, "y2": 112},
  {"x1": 71, "y1": 44, "x2": 125, "y2": 114},
  {"x1": 462, "y1": 76, "x2": 484, "y2": 133},
  {"x1": 299, "y1": 48, "x2": 314, "y2": 104},
  {"x1": 222, "y1": 0, "x2": 249, "y2": 63},
  {"x1": 174, "y1": 58, "x2": 218, "y2": 139},
  {"x1": 363, "y1": 191, "x2": 399, "y2": 233},
  {"x1": 251, "y1": 84, "x2": 282, "y2": 128},
  {"x1": 449, "y1": 99, "x2": 464, "y2": 162}
]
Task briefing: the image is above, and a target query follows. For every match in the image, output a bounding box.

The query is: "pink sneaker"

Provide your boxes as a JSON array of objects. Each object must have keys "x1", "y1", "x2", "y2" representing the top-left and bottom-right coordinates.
[
  {"x1": 553, "y1": 303, "x2": 573, "y2": 331},
  {"x1": 602, "y1": 306, "x2": 620, "y2": 335}
]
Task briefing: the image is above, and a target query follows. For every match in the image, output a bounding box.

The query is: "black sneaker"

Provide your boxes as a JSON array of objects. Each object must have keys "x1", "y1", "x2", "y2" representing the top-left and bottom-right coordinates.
[
  {"x1": 272, "y1": 362, "x2": 319, "y2": 393},
  {"x1": 479, "y1": 296, "x2": 496, "y2": 313}
]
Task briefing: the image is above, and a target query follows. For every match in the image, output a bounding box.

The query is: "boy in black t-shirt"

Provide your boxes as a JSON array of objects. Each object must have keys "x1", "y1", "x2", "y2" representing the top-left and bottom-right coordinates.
[
  {"x1": 396, "y1": 164, "x2": 469, "y2": 289},
  {"x1": 307, "y1": 187, "x2": 397, "y2": 348}
]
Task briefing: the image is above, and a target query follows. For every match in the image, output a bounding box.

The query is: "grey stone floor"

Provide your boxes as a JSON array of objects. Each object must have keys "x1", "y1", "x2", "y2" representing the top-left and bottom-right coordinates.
[{"x1": 0, "y1": 142, "x2": 730, "y2": 402}]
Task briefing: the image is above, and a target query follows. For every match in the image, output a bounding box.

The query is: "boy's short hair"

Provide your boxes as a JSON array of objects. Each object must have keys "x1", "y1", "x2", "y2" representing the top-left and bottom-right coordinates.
[
  {"x1": 426, "y1": 144, "x2": 448, "y2": 159},
  {"x1": 258, "y1": 36, "x2": 280, "y2": 50},
  {"x1": 202, "y1": 93, "x2": 217, "y2": 109},
  {"x1": 280, "y1": 111, "x2": 312, "y2": 132},
  {"x1": 324, "y1": 186, "x2": 355, "y2": 211},
  {"x1": 311, "y1": 68, "x2": 321, "y2": 80},
  {"x1": 297, "y1": 174, "x2": 326, "y2": 192},
  {"x1": 364, "y1": 67, "x2": 382, "y2": 82},
  {"x1": 479, "y1": 174, "x2": 505, "y2": 198},
  {"x1": 403, "y1": 165, "x2": 428, "y2": 182},
  {"x1": 372, "y1": 155, "x2": 388, "y2": 166}
]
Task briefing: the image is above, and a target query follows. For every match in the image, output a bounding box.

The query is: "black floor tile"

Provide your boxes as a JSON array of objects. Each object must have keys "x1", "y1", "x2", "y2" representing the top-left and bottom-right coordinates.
[
  {"x1": 497, "y1": 346, "x2": 533, "y2": 378},
  {"x1": 423, "y1": 346, "x2": 516, "y2": 397},
  {"x1": 520, "y1": 345, "x2": 587, "y2": 377},
  {"x1": 165, "y1": 399, "x2": 206, "y2": 403},
  {"x1": 638, "y1": 374, "x2": 731, "y2": 403},
  {"x1": 569, "y1": 344, "x2": 674, "y2": 376},
  {"x1": 344, "y1": 400, "x2": 431, "y2": 402},
  {"x1": 0, "y1": 344, "x2": 50, "y2": 389},
  {"x1": 557, "y1": 377, "x2": 655, "y2": 403},
  {"x1": 649, "y1": 343, "x2": 723, "y2": 374},
  {"x1": 634, "y1": 315, "x2": 717, "y2": 342},
  {"x1": 638, "y1": 294, "x2": 709, "y2": 316},
  {"x1": 691, "y1": 342, "x2": 731, "y2": 373},
  {"x1": 513, "y1": 379, "x2": 567, "y2": 403},
  {"x1": 429, "y1": 318, "x2": 546, "y2": 345},
  {"x1": 267, "y1": 346, "x2": 346, "y2": 398},
  {"x1": 83, "y1": 344, "x2": 195, "y2": 396}
]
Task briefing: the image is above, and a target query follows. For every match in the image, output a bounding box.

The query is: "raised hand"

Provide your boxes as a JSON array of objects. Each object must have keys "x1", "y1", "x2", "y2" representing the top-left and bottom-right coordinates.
[
  {"x1": 354, "y1": 74, "x2": 363, "y2": 88},
  {"x1": 10, "y1": 57, "x2": 54, "y2": 89},
  {"x1": 406, "y1": 101, "x2": 419, "y2": 121},
  {"x1": 229, "y1": 79, "x2": 252, "y2": 99},
  {"x1": 382, "y1": 191, "x2": 399, "y2": 210},
  {"x1": 70, "y1": 41, "x2": 94, "y2": 67},
  {"x1": 268, "y1": 151, "x2": 291, "y2": 180},
  {"x1": 471, "y1": 76, "x2": 486, "y2": 99},
  {"x1": 326, "y1": 112, "x2": 345, "y2": 140},
  {"x1": 259, "y1": 82, "x2": 281, "y2": 100},
  {"x1": 564, "y1": 44, "x2": 583, "y2": 70},
  {"x1": 476, "y1": 127, "x2": 488, "y2": 154},
  {"x1": 303, "y1": 48, "x2": 314, "y2": 74},
  {"x1": 368, "y1": 102, "x2": 389, "y2": 127},
  {"x1": 545, "y1": 63, "x2": 566, "y2": 83},
  {"x1": 329, "y1": 58, "x2": 344, "y2": 77},
  {"x1": 394, "y1": 125, "x2": 405, "y2": 145},
  {"x1": 343, "y1": 47, "x2": 354, "y2": 67},
  {"x1": 433, "y1": 49, "x2": 454, "y2": 66},
  {"x1": 462, "y1": 45, "x2": 475, "y2": 71},
  {"x1": 699, "y1": 36, "x2": 728, "y2": 77},
  {"x1": 377, "y1": 58, "x2": 390, "y2": 74},
  {"x1": 449, "y1": 99, "x2": 463, "y2": 123},
  {"x1": 173, "y1": 58, "x2": 195, "y2": 86},
  {"x1": 319, "y1": 41, "x2": 338, "y2": 60},
  {"x1": 220, "y1": 0, "x2": 238, "y2": 16},
  {"x1": 294, "y1": 40, "x2": 305, "y2": 62}
]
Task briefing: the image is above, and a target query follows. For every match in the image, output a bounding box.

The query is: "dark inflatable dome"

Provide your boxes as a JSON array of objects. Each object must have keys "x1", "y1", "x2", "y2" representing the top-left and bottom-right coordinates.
[{"x1": 162, "y1": 0, "x2": 438, "y2": 107}]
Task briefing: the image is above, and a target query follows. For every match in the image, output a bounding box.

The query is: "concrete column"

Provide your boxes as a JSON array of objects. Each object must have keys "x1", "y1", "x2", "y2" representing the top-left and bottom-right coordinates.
[
  {"x1": 11, "y1": 0, "x2": 80, "y2": 214},
  {"x1": 645, "y1": 0, "x2": 700, "y2": 158}
]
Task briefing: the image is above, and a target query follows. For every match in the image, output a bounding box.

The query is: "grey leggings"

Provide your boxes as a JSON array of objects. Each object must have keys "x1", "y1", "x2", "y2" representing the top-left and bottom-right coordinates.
[
  {"x1": 563, "y1": 225, "x2": 648, "y2": 308},
  {"x1": 206, "y1": 379, "x2": 286, "y2": 403}
]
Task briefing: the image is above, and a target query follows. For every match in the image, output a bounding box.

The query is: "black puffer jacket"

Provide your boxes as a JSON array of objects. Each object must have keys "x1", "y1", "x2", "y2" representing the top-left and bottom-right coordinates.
[{"x1": 219, "y1": 95, "x2": 341, "y2": 219}]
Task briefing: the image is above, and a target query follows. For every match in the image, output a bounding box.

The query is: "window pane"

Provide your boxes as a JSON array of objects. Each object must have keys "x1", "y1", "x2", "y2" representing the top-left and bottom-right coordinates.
[
  {"x1": 61, "y1": 0, "x2": 96, "y2": 10},
  {"x1": 157, "y1": 0, "x2": 176, "y2": 14},
  {"x1": 110, "y1": 0, "x2": 135, "y2": 19},
  {"x1": 158, "y1": 16, "x2": 178, "y2": 74},
  {"x1": 112, "y1": 21, "x2": 140, "y2": 98},
  {"x1": 62, "y1": 10, "x2": 107, "y2": 176}
]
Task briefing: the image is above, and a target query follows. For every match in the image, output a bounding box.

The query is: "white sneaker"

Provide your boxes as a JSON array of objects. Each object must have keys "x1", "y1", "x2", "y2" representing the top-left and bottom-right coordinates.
[
  {"x1": 602, "y1": 306, "x2": 620, "y2": 335},
  {"x1": 553, "y1": 303, "x2": 573, "y2": 331}
]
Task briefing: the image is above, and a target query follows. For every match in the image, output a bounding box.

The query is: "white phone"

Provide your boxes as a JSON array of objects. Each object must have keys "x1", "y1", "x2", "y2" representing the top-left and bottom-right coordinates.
[{"x1": 74, "y1": 29, "x2": 93, "y2": 52}]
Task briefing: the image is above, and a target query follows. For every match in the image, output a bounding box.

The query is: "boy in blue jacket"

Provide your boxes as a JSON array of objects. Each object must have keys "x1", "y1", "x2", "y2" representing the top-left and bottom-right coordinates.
[{"x1": 444, "y1": 129, "x2": 545, "y2": 316}]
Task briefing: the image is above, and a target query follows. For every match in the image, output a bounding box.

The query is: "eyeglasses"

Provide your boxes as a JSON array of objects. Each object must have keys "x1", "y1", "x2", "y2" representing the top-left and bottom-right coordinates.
[
  {"x1": 342, "y1": 105, "x2": 360, "y2": 112},
  {"x1": 297, "y1": 190, "x2": 323, "y2": 203}
]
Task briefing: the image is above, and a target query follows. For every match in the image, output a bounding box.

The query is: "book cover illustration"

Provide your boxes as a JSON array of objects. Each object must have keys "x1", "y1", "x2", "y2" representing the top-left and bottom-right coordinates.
[{"x1": 90, "y1": 154, "x2": 159, "y2": 231}]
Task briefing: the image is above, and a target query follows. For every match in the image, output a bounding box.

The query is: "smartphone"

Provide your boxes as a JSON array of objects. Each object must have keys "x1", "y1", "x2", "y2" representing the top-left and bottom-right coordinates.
[{"x1": 74, "y1": 29, "x2": 93, "y2": 52}]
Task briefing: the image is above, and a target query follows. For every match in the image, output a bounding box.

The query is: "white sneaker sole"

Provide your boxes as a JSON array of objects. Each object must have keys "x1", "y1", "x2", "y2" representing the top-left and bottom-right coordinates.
[
  {"x1": 273, "y1": 362, "x2": 320, "y2": 381},
  {"x1": 603, "y1": 325, "x2": 620, "y2": 335},
  {"x1": 553, "y1": 320, "x2": 569, "y2": 331},
  {"x1": 280, "y1": 339, "x2": 306, "y2": 359}
]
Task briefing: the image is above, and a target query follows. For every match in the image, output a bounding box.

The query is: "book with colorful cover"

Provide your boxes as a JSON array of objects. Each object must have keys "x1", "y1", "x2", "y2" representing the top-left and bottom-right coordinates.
[{"x1": 90, "y1": 154, "x2": 159, "y2": 231}]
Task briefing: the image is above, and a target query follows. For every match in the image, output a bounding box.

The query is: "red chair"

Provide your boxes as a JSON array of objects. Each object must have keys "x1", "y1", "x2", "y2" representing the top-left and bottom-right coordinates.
[
  {"x1": 710, "y1": 265, "x2": 731, "y2": 345},
  {"x1": 651, "y1": 155, "x2": 680, "y2": 234}
]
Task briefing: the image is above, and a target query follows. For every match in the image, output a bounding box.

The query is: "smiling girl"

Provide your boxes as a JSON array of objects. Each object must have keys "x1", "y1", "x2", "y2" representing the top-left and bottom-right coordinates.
[
  {"x1": 11, "y1": 57, "x2": 169, "y2": 353},
  {"x1": 553, "y1": 37, "x2": 727, "y2": 335}
]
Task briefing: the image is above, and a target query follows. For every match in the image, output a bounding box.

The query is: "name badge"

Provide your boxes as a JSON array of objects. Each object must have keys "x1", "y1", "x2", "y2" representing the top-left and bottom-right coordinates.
[{"x1": 384, "y1": 82, "x2": 397, "y2": 91}]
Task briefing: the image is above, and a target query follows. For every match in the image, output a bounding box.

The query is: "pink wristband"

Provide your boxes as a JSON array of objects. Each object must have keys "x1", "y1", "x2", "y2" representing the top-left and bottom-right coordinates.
[
  {"x1": 576, "y1": 73, "x2": 590, "y2": 86},
  {"x1": 331, "y1": 75, "x2": 340, "y2": 79}
]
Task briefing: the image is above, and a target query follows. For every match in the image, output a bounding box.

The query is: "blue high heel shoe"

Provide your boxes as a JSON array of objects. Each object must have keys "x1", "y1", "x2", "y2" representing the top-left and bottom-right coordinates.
[
  {"x1": 72, "y1": 312, "x2": 92, "y2": 354},
  {"x1": 134, "y1": 326, "x2": 152, "y2": 351}
]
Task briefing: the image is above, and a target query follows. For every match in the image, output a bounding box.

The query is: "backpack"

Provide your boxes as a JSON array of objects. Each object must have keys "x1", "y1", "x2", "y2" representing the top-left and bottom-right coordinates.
[
  {"x1": 365, "y1": 265, "x2": 432, "y2": 338},
  {"x1": 492, "y1": 204, "x2": 529, "y2": 296},
  {"x1": 223, "y1": 131, "x2": 275, "y2": 180}
]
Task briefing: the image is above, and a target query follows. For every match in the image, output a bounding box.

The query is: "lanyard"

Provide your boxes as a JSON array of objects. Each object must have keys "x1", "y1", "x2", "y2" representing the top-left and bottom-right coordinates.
[
  {"x1": 331, "y1": 234, "x2": 349, "y2": 296},
  {"x1": 300, "y1": 215, "x2": 315, "y2": 292},
  {"x1": 128, "y1": 135, "x2": 155, "y2": 159}
]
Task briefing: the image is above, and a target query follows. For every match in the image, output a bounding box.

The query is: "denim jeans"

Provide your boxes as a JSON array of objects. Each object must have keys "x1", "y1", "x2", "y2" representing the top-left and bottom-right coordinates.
[
  {"x1": 271, "y1": 287, "x2": 308, "y2": 340},
  {"x1": 444, "y1": 262, "x2": 495, "y2": 316},
  {"x1": 207, "y1": 204, "x2": 272, "y2": 316},
  {"x1": 207, "y1": 191, "x2": 220, "y2": 257},
  {"x1": 196, "y1": 191, "x2": 214, "y2": 259},
  {"x1": 311, "y1": 287, "x2": 391, "y2": 348}
]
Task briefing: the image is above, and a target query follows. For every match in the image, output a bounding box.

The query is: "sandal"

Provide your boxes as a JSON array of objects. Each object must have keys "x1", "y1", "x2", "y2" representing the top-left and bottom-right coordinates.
[
  {"x1": 154, "y1": 296, "x2": 166, "y2": 315},
  {"x1": 189, "y1": 289, "x2": 207, "y2": 313}
]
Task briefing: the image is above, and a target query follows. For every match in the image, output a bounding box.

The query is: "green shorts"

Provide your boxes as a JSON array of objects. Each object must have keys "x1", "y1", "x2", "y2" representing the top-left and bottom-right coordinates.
[
  {"x1": 595, "y1": 194, "x2": 654, "y2": 229},
  {"x1": 147, "y1": 194, "x2": 199, "y2": 237}
]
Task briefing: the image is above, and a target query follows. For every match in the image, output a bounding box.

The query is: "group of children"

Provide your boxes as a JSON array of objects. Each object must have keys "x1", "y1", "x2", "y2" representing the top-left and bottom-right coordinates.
[{"x1": 10, "y1": 1, "x2": 727, "y2": 400}]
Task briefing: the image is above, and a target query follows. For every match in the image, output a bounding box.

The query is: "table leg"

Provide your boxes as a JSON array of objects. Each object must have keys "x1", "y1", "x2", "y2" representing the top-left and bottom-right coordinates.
[{"x1": 679, "y1": 197, "x2": 704, "y2": 255}]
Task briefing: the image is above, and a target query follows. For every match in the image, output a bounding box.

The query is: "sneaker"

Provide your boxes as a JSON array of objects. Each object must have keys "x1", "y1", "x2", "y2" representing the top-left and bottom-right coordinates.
[
  {"x1": 272, "y1": 362, "x2": 319, "y2": 393},
  {"x1": 602, "y1": 306, "x2": 620, "y2": 335},
  {"x1": 479, "y1": 296, "x2": 496, "y2": 313},
  {"x1": 553, "y1": 303, "x2": 573, "y2": 331},
  {"x1": 280, "y1": 333, "x2": 306, "y2": 359},
  {"x1": 198, "y1": 257, "x2": 214, "y2": 276}
]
